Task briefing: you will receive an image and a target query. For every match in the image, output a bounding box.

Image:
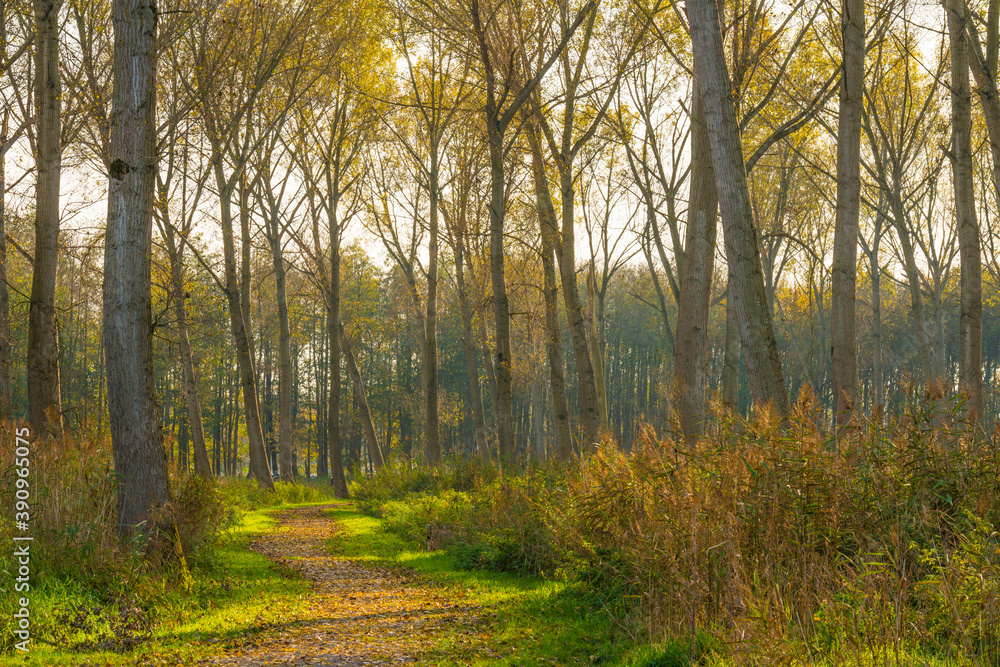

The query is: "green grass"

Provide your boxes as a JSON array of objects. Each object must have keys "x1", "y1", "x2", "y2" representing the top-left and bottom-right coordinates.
[
  {"x1": 0, "y1": 502, "x2": 323, "y2": 666},
  {"x1": 5, "y1": 497, "x2": 981, "y2": 666},
  {"x1": 324, "y1": 502, "x2": 657, "y2": 666}
]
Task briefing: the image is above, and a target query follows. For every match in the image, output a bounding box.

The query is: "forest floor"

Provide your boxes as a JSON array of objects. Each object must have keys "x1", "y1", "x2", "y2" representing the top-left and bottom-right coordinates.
[
  {"x1": 199, "y1": 503, "x2": 486, "y2": 667},
  {"x1": 3, "y1": 498, "x2": 628, "y2": 666}
]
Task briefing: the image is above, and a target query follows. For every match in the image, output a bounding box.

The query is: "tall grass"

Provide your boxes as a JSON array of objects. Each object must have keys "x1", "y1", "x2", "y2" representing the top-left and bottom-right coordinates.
[{"x1": 357, "y1": 389, "x2": 1000, "y2": 665}]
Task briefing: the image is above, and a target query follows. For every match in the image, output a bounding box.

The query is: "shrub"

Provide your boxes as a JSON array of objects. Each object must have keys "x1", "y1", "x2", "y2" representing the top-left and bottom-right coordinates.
[{"x1": 354, "y1": 386, "x2": 1000, "y2": 664}]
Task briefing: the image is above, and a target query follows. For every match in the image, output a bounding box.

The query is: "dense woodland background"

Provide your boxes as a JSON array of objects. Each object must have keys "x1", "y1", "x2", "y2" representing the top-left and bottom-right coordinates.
[{"x1": 2, "y1": 0, "x2": 1000, "y2": 480}]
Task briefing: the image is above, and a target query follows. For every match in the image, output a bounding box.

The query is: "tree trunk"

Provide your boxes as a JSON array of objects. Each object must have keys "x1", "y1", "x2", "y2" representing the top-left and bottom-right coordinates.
[
  {"x1": 688, "y1": 0, "x2": 789, "y2": 415},
  {"x1": 327, "y1": 206, "x2": 349, "y2": 497},
  {"x1": 104, "y1": 0, "x2": 172, "y2": 538},
  {"x1": 541, "y1": 250, "x2": 572, "y2": 458},
  {"x1": 455, "y1": 236, "x2": 491, "y2": 462},
  {"x1": 530, "y1": 378, "x2": 545, "y2": 461},
  {"x1": 641, "y1": 213, "x2": 676, "y2": 354},
  {"x1": 722, "y1": 284, "x2": 740, "y2": 408},
  {"x1": 967, "y1": 3, "x2": 1000, "y2": 213},
  {"x1": 339, "y1": 320, "x2": 384, "y2": 471},
  {"x1": 891, "y1": 198, "x2": 932, "y2": 381},
  {"x1": 28, "y1": 0, "x2": 63, "y2": 437},
  {"x1": 674, "y1": 83, "x2": 717, "y2": 444},
  {"x1": 425, "y1": 150, "x2": 441, "y2": 466},
  {"x1": 831, "y1": 0, "x2": 864, "y2": 428},
  {"x1": 265, "y1": 212, "x2": 294, "y2": 482},
  {"x1": 164, "y1": 222, "x2": 212, "y2": 478},
  {"x1": 557, "y1": 165, "x2": 602, "y2": 448},
  {"x1": 486, "y1": 123, "x2": 515, "y2": 463},
  {"x1": 586, "y1": 265, "x2": 609, "y2": 436},
  {"x1": 212, "y1": 160, "x2": 273, "y2": 491},
  {"x1": 526, "y1": 123, "x2": 574, "y2": 461},
  {"x1": 947, "y1": 0, "x2": 984, "y2": 420}
]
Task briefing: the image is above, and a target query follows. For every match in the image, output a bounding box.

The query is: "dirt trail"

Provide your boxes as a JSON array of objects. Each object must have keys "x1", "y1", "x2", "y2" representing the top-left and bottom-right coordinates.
[{"x1": 200, "y1": 504, "x2": 481, "y2": 667}]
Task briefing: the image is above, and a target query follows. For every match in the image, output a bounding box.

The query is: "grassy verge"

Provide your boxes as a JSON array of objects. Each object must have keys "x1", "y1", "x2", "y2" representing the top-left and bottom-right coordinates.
[
  {"x1": 325, "y1": 502, "x2": 676, "y2": 667},
  {"x1": 330, "y1": 500, "x2": 993, "y2": 667},
  {"x1": 0, "y1": 502, "x2": 324, "y2": 667}
]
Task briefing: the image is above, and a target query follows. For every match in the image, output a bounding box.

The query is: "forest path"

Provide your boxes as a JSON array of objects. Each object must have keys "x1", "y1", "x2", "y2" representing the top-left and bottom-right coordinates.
[{"x1": 200, "y1": 503, "x2": 482, "y2": 666}]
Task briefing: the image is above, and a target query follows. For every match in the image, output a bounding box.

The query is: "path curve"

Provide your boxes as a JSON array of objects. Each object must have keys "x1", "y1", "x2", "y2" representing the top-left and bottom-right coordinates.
[{"x1": 200, "y1": 504, "x2": 480, "y2": 667}]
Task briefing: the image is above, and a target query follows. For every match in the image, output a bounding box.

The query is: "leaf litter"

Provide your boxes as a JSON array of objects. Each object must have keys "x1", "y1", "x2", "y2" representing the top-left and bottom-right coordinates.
[{"x1": 199, "y1": 504, "x2": 485, "y2": 667}]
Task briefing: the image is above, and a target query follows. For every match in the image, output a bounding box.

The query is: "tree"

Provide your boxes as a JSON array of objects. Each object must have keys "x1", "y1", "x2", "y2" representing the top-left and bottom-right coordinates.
[
  {"x1": 945, "y1": 0, "x2": 982, "y2": 420},
  {"x1": 28, "y1": 0, "x2": 63, "y2": 436},
  {"x1": 155, "y1": 130, "x2": 213, "y2": 479},
  {"x1": 674, "y1": 82, "x2": 716, "y2": 441},
  {"x1": 525, "y1": 119, "x2": 574, "y2": 460},
  {"x1": 687, "y1": 0, "x2": 789, "y2": 415},
  {"x1": 388, "y1": 16, "x2": 472, "y2": 465},
  {"x1": 296, "y1": 77, "x2": 380, "y2": 495},
  {"x1": 180, "y1": 0, "x2": 323, "y2": 490},
  {"x1": 104, "y1": 0, "x2": 172, "y2": 537},
  {"x1": 862, "y1": 27, "x2": 944, "y2": 383},
  {"x1": 830, "y1": 0, "x2": 865, "y2": 427},
  {"x1": 0, "y1": 0, "x2": 33, "y2": 420},
  {"x1": 466, "y1": 0, "x2": 594, "y2": 459},
  {"x1": 438, "y1": 120, "x2": 493, "y2": 461}
]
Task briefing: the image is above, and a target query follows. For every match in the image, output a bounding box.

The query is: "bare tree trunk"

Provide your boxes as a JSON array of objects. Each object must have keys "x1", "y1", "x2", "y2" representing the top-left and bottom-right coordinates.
[
  {"x1": 891, "y1": 197, "x2": 932, "y2": 380},
  {"x1": 688, "y1": 0, "x2": 789, "y2": 415},
  {"x1": 164, "y1": 222, "x2": 212, "y2": 478},
  {"x1": 339, "y1": 320, "x2": 384, "y2": 471},
  {"x1": 641, "y1": 214, "x2": 676, "y2": 354},
  {"x1": 831, "y1": 0, "x2": 864, "y2": 428},
  {"x1": 530, "y1": 378, "x2": 545, "y2": 461},
  {"x1": 265, "y1": 212, "x2": 294, "y2": 481},
  {"x1": 486, "y1": 126, "x2": 515, "y2": 463},
  {"x1": 722, "y1": 284, "x2": 739, "y2": 407},
  {"x1": 674, "y1": 83, "x2": 717, "y2": 443},
  {"x1": 104, "y1": 0, "x2": 172, "y2": 538},
  {"x1": 872, "y1": 262, "x2": 883, "y2": 410},
  {"x1": 455, "y1": 237, "x2": 490, "y2": 461},
  {"x1": 557, "y1": 168, "x2": 601, "y2": 448},
  {"x1": 425, "y1": 151, "x2": 441, "y2": 465},
  {"x1": 865, "y1": 207, "x2": 886, "y2": 417},
  {"x1": 477, "y1": 315, "x2": 498, "y2": 412},
  {"x1": 586, "y1": 265, "x2": 609, "y2": 435},
  {"x1": 328, "y1": 207, "x2": 348, "y2": 497},
  {"x1": 947, "y1": 0, "x2": 984, "y2": 420},
  {"x1": 526, "y1": 123, "x2": 574, "y2": 460},
  {"x1": 213, "y1": 161, "x2": 273, "y2": 490},
  {"x1": 28, "y1": 0, "x2": 63, "y2": 437},
  {"x1": 967, "y1": 1, "x2": 1000, "y2": 212}
]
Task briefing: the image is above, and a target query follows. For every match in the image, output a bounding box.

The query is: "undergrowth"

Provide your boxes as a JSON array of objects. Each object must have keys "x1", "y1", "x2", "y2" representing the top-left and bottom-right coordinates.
[
  {"x1": 0, "y1": 423, "x2": 334, "y2": 657},
  {"x1": 351, "y1": 388, "x2": 1000, "y2": 665}
]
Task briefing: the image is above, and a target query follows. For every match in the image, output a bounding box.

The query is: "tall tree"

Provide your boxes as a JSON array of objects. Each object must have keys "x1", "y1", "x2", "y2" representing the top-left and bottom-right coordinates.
[
  {"x1": 389, "y1": 20, "x2": 471, "y2": 465},
  {"x1": 946, "y1": 0, "x2": 983, "y2": 419},
  {"x1": 687, "y1": 0, "x2": 789, "y2": 415},
  {"x1": 674, "y1": 82, "x2": 716, "y2": 442},
  {"x1": 339, "y1": 319, "x2": 384, "y2": 471},
  {"x1": 525, "y1": 120, "x2": 574, "y2": 461},
  {"x1": 468, "y1": 0, "x2": 595, "y2": 460},
  {"x1": 156, "y1": 163, "x2": 213, "y2": 479},
  {"x1": 104, "y1": 0, "x2": 172, "y2": 537},
  {"x1": 28, "y1": 0, "x2": 63, "y2": 436},
  {"x1": 830, "y1": 0, "x2": 865, "y2": 427}
]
